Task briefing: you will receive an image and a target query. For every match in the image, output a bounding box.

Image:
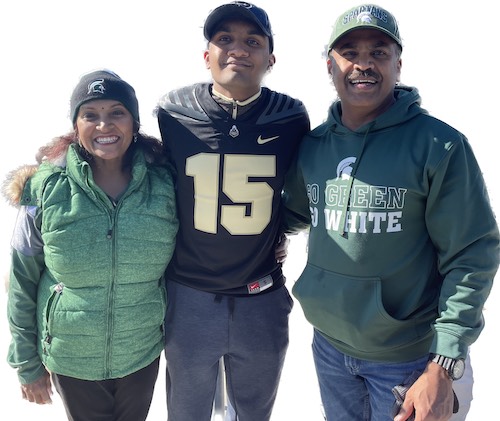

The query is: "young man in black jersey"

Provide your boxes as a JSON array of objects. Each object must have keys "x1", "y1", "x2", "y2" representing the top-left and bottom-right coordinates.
[{"x1": 156, "y1": 2, "x2": 310, "y2": 420}]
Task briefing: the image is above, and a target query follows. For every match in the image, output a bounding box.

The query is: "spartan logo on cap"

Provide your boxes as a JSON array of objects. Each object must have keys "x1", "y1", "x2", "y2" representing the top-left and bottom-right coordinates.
[
  {"x1": 357, "y1": 11, "x2": 373, "y2": 24},
  {"x1": 87, "y1": 79, "x2": 106, "y2": 95}
]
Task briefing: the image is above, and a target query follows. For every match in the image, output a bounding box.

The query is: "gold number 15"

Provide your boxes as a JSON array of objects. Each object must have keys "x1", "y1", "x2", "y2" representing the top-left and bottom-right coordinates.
[{"x1": 186, "y1": 153, "x2": 276, "y2": 235}]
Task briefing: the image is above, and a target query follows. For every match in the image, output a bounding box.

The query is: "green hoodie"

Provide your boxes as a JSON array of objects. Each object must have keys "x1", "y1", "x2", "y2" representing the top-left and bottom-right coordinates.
[{"x1": 283, "y1": 86, "x2": 499, "y2": 362}]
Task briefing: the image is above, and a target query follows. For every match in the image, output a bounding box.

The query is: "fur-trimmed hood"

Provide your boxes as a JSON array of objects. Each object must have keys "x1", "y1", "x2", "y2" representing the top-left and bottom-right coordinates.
[
  {"x1": 1, "y1": 134, "x2": 68, "y2": 208},
  {"x1": 2, "y1": 164, "x2": 39, "y2": 208}
]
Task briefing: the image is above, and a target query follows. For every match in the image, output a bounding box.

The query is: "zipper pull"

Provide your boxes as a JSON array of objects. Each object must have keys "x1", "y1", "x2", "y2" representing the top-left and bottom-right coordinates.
[
  {"x1": 43, "y1": 335, "x2": 52, "y2": 354},
  {"x1": 54, "y1": 283, "x2": 64, "y2": 294},
  {"x1": 107, "y1": 229, "x2": 112, "y2": 239}
]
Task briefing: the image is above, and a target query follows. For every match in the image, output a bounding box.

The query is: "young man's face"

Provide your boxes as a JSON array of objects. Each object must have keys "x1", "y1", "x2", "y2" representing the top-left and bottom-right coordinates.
[
  {"x1": 204, "y1": 19, "x2": 275, "y2": 101},
  {"x1": 328, "y1": 28, "x2": 402, "y2": 120}
]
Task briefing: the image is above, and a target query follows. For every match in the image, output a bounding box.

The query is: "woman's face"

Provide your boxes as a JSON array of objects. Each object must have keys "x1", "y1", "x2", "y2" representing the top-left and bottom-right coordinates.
[{"x1": 75, "y1": 99, "x2": 134, "y2": 164}]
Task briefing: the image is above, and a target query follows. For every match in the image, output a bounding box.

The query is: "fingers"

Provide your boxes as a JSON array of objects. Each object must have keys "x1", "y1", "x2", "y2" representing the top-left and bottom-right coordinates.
[
  {"x1": 275, "y1": 234, "x2": 290, "y2": 263},
  {"x1": 394, "y1": 406, "x2": 414, "y2": 421},
  {"x1": 276, "y1": 254, "x2": 287, "y2": 264},
  {"x1": 21, "y1": 373, "x2": 53, "y2": 405}
]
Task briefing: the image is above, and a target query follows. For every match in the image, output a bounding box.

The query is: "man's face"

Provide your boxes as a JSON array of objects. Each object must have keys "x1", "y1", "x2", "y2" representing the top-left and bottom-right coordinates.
[
  {"x1": 204, "y1": 19, "x2": 275, "y2": 100},
  {"x1": 328, "y1": 28, "x2": 402, "y2": 117}
]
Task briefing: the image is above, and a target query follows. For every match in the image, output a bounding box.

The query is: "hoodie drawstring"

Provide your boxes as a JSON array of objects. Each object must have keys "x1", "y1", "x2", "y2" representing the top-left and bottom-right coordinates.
[{"x1": 339, "y1": 123, "x2": 374, "y2": 237}]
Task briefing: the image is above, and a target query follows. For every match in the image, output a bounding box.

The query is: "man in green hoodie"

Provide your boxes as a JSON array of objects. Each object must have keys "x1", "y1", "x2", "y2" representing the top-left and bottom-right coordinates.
[{"x1": 282, "y1": 4, "x2": 499, "y2": 421}]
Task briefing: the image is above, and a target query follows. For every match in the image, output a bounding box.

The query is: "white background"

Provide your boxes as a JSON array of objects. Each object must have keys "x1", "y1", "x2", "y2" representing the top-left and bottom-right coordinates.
[{"x1": 0, "y1": 0, "x2": 498, "y2": 419}]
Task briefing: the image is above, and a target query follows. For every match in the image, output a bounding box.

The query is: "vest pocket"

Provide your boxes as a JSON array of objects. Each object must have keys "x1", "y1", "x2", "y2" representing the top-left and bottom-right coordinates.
[{"x1": 43, "y1": 282, "x2": 64, "y2": 355}]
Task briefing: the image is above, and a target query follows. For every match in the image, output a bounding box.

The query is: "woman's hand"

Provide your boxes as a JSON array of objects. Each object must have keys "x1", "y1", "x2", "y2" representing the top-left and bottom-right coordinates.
[{"x1": 21, "y1": 371, "x2": 53, "y2": 404}]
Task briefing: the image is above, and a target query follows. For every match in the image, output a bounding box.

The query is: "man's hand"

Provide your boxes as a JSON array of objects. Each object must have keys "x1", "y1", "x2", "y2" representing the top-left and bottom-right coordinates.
[
  {"x1": 275, "y1": 234, "x2": 290, "y2": 264},
  {"x1": 21, "y1": 371, "x2": 53, "y2": 405},
  {"x1": 395, "y1": 362, "x2": 454, "y2": 421}
]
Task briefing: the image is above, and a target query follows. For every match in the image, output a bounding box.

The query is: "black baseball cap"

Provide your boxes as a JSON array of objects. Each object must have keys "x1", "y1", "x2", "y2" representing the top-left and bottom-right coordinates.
[{"x1": 203, "y1": 1, "x2": 274, "y2": 52}]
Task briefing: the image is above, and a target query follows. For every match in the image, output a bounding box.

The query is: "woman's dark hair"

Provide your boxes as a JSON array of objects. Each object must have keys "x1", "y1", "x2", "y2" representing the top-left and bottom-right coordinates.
[{"x1": 130, "y1": 131, "x2": 167, "y2": 166}]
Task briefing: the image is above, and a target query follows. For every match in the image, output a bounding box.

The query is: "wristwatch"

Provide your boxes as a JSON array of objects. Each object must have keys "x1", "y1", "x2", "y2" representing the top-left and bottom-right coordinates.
[{"x1": 429, "y1": 353, "x2": 465, "y2": 380}]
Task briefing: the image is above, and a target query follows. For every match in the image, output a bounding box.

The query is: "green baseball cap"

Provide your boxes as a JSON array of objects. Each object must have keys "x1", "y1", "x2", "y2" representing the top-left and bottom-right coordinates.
[{"x1": 327, "y1": 4, "x2": 402, "y2": 52}]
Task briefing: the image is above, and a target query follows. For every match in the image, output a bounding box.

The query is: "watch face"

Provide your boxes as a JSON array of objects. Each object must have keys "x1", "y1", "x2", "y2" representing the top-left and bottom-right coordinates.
[{"x1": 452, "y1": 359, "x2": 465, "y2": 380}]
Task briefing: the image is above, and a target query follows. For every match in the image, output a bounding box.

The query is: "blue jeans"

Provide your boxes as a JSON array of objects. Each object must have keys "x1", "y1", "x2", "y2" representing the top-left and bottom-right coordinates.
[{"x1": 312, "y1": 329, "x2": 429, "y2": 421}]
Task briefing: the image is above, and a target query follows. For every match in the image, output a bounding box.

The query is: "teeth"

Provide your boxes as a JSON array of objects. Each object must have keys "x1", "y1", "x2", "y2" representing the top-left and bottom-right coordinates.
[
  {"x1": 352, "y1": 79, "x2": 375, "y2": 84},
  {"x1": 95, "y1": 136, "x2": 118, "y2": 144}
]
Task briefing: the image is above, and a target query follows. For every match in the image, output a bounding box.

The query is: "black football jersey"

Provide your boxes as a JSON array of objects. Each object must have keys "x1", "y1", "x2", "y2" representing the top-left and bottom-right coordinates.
[{"x1": 157, "y1": 83, "x2": 310, "y2": 294}]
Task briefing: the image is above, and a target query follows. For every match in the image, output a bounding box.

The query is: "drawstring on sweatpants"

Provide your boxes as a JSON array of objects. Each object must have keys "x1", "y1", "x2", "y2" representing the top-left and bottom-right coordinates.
[
  {"x1": 214, "y1": 294, "x2": 235, "y2": 320},
  {"x1": 228, "y1": 297, "x2": 235, "y2": 320}
]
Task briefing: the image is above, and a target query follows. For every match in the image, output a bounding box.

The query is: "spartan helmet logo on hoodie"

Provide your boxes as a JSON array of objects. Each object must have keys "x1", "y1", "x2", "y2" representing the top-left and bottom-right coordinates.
[{"x1": 336, "y1": 157, "x2": 357, "y2": 180}]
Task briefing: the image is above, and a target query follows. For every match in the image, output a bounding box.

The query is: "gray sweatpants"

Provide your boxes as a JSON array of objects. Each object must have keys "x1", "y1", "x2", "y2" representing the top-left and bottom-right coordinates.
[{"x1": 164, "y1": 280, "x2": 293, "y2": 421}]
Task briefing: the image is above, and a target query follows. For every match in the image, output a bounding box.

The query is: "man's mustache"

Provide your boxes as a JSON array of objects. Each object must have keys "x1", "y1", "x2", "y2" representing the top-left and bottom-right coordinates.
[{"x1": 348, "y1": 70, "x2": 379, "y2": 81}]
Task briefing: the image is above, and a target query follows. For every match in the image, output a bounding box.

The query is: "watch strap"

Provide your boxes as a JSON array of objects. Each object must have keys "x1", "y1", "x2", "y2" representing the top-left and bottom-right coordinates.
[
  {"x1": 429, "y1": 353, "x2": 465, "y2": 381},
  {"x1": 430, "y1": 353, "x2": 454, "y2": 371}
]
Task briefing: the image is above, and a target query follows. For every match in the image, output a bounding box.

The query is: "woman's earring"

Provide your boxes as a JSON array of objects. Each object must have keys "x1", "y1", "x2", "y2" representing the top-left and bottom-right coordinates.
[{"x1": 133, "y1": 133, "x2": 138, "y2": 143}]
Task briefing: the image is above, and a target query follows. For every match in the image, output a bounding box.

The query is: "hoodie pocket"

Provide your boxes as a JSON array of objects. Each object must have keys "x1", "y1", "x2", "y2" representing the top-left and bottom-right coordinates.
[{"x1": 292, "y1": 264, "x2": 428, "y2": 355}]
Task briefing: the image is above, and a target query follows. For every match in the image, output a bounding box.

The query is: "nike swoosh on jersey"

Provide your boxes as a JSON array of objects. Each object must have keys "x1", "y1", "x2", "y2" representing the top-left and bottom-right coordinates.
[{"x1": 257, "y1": 135, "x2": 280, "y2": 144}]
